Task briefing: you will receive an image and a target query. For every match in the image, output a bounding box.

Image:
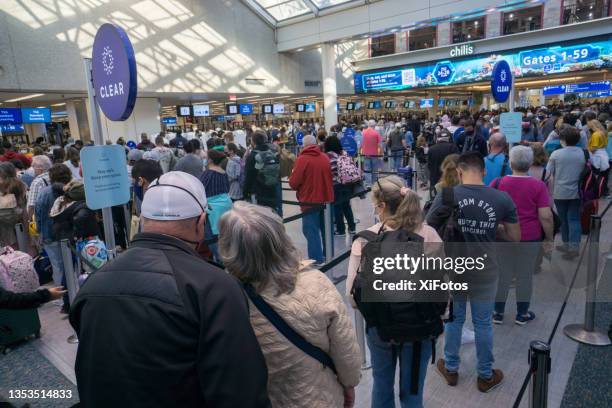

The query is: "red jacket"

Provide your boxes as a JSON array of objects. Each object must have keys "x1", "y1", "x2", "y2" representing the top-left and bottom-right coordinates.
[
  {"x1": 289, "y1": 145, "x2": 334, "y2": 211},
  {"x1": 0, "y1": 151, "x2": 31, "y2": 168}
]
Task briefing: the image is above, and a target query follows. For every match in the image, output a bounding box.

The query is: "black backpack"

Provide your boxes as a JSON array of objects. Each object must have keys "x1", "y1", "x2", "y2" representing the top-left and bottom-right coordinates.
[{"x1": 427, "y1": 187, "x2": 465, "y2": 257}]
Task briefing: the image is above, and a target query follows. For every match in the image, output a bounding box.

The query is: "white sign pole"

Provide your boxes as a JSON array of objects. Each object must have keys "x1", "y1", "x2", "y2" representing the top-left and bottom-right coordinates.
[{"x1": 83, "y1": 57, "x2": 117, "y2": 258}]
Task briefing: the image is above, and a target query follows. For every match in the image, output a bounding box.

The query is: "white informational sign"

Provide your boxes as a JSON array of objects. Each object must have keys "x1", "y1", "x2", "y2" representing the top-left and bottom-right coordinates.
[
  {"x1": 233, "y1": 129, "x2": 247, "y2": 148},
  {"x1": 81, "y1": 145, "x2": 130, "y2": 210},
  {"x1": 178, "y1": 106, "x2": 191, "y2": 116},
  {"x1": 273, "y1": 103, "x2": 285, "y2": 114},
  {"x1": 500, "y1": 112, "x2": 523, "y2": 144},
  {"x1": 193, "y1": 105, "x2": 210, "y2": 117}
]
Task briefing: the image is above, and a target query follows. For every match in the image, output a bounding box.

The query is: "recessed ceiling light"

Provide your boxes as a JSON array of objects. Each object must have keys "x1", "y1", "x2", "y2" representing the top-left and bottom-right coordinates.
[
  {"x1": 296, "y1": 48, "x2": 304, "y2": 52},
  {"x1": 3, "y1": 93, "x2": 45, "y2": 103},
  {"x1": 51, "y1": 102, "x2": 66, "y2": 107}
]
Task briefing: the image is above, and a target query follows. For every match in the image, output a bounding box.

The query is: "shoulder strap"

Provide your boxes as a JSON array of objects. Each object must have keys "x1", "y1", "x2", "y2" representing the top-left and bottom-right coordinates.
[
  {"x1": 583, "y1": 149, "x2": 590, "y2": 163},
  {"x1": 541, "y1": 168, "x2": 547, "y2": 182},
  {"x1": 353, "y1": 229, "x2": 379, "y2": 243},
  {"x1": 492, "y1": 177, "x2": 502, "y2": 190},
  {"x1": 500, "y1": 155, "x2": 509, "y2": 178},
  {"x1": 243, "y1": 283, "x2": 338, "y2": 375}
]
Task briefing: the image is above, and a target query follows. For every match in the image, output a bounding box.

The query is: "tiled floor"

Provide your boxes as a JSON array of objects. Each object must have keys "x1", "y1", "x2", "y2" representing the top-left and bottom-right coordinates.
[{"x1": 11, "y1": 170, "x2": 612, "y2": 407}]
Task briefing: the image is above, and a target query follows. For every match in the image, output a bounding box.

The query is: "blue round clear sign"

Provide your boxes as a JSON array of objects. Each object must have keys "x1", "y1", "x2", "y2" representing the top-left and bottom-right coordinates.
[
  {"x1": 491, "y1": 60, "x2": 512, "y2": 103},
  {"x1": 92, "y1": 23, "x2": 137, "y2": 121}
]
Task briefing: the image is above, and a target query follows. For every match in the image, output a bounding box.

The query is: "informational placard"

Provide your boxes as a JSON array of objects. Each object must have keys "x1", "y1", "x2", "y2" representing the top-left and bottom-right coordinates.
[
  {"x1": 0, "y1": 108, "x2": 22, "y2": 124},
  {"x1": 81, "y1": 145, "x2": 130, "y2": 210},
  {"x1": 21, "y1": 108, "x2": 51, "y2": 123},
  {"x1": 239, "y1": 104, "x2": 253, "y2": 115},
  {"x1": 491, "y1": 60, "x2": 512, "y2": 103},
  {"x1": 193, "y1": 105, "x2": 210, "y2": 117},
  {"x1": 500, "y1": 112, "x2": 523, "y2": 144},
  {"x1": 91, "y1": 23, "x2": 137, "y2": 121}
]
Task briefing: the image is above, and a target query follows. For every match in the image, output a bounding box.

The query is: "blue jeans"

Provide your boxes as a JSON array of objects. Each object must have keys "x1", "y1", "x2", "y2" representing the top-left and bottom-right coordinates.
[
  {"x1": 302, "y1": 209, "x2": 324, "y2": 263},
  {"x1": 363, "y1": 157, "x2": 382, "y2": 186},
  {"x1": 444, "y1": 281, "x2": 496, "y2": 379},
  {"x1": 43, "y1": 241, "x2": 69, "y2": 307},
  {"x1": 367, "y1": 327, "x2": 432, "y2": 408},
  {"x1": 554, "y1": 199, "x2": 581, "y2": 250},
  {"x1": 390, "y1": 150, "x2": 404, "y2": 172}
]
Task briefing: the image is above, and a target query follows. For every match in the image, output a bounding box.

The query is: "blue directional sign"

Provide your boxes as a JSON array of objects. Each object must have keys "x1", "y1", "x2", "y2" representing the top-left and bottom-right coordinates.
[
  {"x1": 161, "y1": 117, "x2": 177, "y2": 124},
  {"x1": 21, "y1": 108, "x2": 51, "y2": 123},
  {"x1": 239, "y1": 104, "x2": 254, "y2": 115},
  {"x1": 519, "y1": 44, "x2": 600, "y2": 70},
  {"x1": 543, "y1": 81, "x2": 610, "y2": 95},
  {"x1": 0, "y1": 108, "x2": 22, "y2": 124},
  {"x1": 433, "y1": 61, "x2": 455, "y2": 84}
]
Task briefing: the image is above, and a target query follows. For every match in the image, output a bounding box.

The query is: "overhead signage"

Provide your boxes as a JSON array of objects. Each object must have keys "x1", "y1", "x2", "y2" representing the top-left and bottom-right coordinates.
[
  {"x1": 215, "y1": 115, "x2": 226, "y2": 121},
  {"x1": 0, "y1": 108, "x2": 22, "y2": 124},
  {"x1": 581, "y1": 90, "x2": 611, "y2": 98},
  {"x1": 367, "y1": 101, "x2": 382, "y2": 109},
  {"x1": 21, "y1": 108, "x2": 51, "y2": 123},
  {"x1": 296, "y1": 104, "x2": 305, "y2": 113},
  {"x1": 500, "y1": 112, "x2": 522, "y2": 144},
  {"x1": 385, "y1": 101, "x2": 396, "y2": 108},
  {"x1": 226, "y1": 104, "x2": 238, "y2": 115},
  {"x1": 273, "y1": 103, "x2": 285, "y2": 114},
  {"x1": 262, "y1": 104, "x2": 273, "y2": 114},
  {"x1": 305, "y1": 103, "x2": 316, "y2": 113},
  {"x1": 193, "y1": 105, "x2": 210, "y2": 117},
  {"x1": 355, "y1": 36, "x2": 612, "y2": 93},
  {"x1": 162, "y1": 117, "x2": 177, "y2": 124},
  {"x1": 419, "y1": 99, "x2": 434, "y2": 108},
  {"x1": 450, "y1": 43, "x2": 474, "y2": 58},
  {"x1": 0, "y1": 123, "x2": 24, "y2": 133},
  {"x1": 491, "y1": 60, "x2": 512, "y2": 103},
  {"x1": 239, "y1": 104, "x2": 253, "y2": 115},
  {"x1": 543, "y1": 81, "x2": 610, "y2": 95},
  {"x1": 177, "y1": 106, "x2": 192, "y2": 116},
  {"x1": 81, "y1": 145, "x2": 130, "y2": 210},
  {"x1": 346, "y1": 102, "x2": 355, "y2": 111},
  {"x1": 91, "y1": 23, "x2": 137, "y2": 121}
]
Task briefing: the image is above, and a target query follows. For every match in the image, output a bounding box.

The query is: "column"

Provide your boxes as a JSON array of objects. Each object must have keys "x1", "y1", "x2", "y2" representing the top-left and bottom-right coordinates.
[
  {"x1": 543, "y1": 0, "x2": 562, "y2": 29},
  {"x1": 67, "y1": 99, "x2": 91, "y2": 142},
  {"x1": 321, "y1": 43, "x2": 338, "y2": 132},
  {"x1": 66, "y1": 101, "x2": 81, "y2": 140}
]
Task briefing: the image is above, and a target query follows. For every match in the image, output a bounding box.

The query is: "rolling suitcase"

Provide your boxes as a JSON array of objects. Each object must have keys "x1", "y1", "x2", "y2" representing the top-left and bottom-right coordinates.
[{"x1": 0, "y1": 308, "x2": 41, "y2": 353}]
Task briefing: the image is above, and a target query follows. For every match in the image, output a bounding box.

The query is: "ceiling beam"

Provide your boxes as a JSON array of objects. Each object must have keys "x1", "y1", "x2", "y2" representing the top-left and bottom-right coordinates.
[{"x1": 241, "y1": 0, "x2": 277, "y2": 28}]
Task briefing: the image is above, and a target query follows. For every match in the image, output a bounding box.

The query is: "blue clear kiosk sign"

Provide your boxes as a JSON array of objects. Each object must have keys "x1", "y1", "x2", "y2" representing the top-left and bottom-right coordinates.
[
  {"x1": 92, "y1": 23, "x2": 137, "y2": 121},
  {"x1": 491, "y1": 60, "x2": 512, "y2": 103},
  {"x1": 81, "y1": 145, "x2": 130, "y2": 210}
]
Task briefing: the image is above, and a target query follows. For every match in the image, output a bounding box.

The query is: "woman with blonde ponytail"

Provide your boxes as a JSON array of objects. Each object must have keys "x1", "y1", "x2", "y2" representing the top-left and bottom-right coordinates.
[{"x1": 346, "y1": 175, "x2": 443, "y2": 407}]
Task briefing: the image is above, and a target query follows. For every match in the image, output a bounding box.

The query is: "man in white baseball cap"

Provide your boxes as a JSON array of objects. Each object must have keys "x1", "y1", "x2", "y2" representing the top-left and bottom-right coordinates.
[{"x1": 70, "y1": 171, "x2": 270, "y2": 407}]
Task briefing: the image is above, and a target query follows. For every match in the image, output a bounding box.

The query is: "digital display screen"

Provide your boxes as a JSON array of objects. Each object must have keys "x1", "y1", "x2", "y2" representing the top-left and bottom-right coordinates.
[
  {"x1": 0, "y1": 123, "x2": 24, "y2": 132},
  {"x1": 262, "y1": 104, "x2": 273, "y2": 114},
  {"x1": 177, "y1": 106, "x2": 192, "y2": 116},
  {"x1": 346, "y1": 102, "x2": 355, "y2": 111},
  {"x1": 239, "y1": 104, "x2": 254, "y2": 115},
  {"x1": 0, "y1": 108, "x2": 22, "y2": 124},
  {"x1": 226, "y1": 104, "x2": 238, "y2": 115},
  {"x1": 438, "y1": 99, "x2": 445, "y2": 107},
  {"x1": 354, "y1": 36, "x2": 612, "y2": 93},
  {"x1": 367, "y1": 101, "x2": 382, "y2": 109},
  {"x1": 21, "y1": 108, "x2": 51, "y2": 123},
  {"x1": 273, "y1": 104, "x2": 285, "y2": 114},
  {"x1": 296, "y1": 104, "x2": 305, "y2": 112},
  {"x1": 162, "y1": 117, "x2": 177, "y2": 124},
  {"x1": 305, "y1": 103, "x2": 316, "y2": 113},
  {"x1": 192, "y1": 105, "x2": 210, "y2": 117},
  {"x1": 420, "y1": 99, "x2": 434, "y2": 108},
  {"x1": 385, "y1": 101, "x2": 396, "y2": 108}
]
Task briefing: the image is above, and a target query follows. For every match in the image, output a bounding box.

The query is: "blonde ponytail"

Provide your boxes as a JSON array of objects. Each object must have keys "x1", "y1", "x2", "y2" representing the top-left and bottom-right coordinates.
[{"x1": 372, "y1": 175, "x2": 423, "y2": 232}]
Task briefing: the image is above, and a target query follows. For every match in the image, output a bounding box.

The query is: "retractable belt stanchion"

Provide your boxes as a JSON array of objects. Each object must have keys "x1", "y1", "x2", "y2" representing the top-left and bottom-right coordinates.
[
  {"x1": 563, "y1": 215, "x2": 611, "y2": 346},
  {"x1": 528, "y1": 341, "x2": 551, "y2": 408},
  {"x1": 324, "y1": 203, "x2": 334, "y2": 263},
  {"x1": 60, "y1": 239, "x2": 79, "y2": 344},
  {"x1": 354, "y1": 309, "x2": 370, "y2": 369},
  {"x1": 14, "y1": 223, "x2": 28, "y2": 253}
]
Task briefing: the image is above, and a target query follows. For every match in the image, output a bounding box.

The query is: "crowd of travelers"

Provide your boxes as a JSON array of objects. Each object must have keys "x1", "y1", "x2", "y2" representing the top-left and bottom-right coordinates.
[{"x1": 0, "y1": 100, "x2": 611, "y2": 407}]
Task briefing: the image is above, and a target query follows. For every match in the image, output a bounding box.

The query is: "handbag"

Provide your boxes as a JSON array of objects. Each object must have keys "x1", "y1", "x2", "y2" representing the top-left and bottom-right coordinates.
[{"x1": 242, "y1": 283, "x2": 338, "y2": 375}]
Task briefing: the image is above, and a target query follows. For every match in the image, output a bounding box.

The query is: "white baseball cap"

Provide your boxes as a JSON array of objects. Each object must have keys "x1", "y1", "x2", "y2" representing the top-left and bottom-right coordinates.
[{"x1": 141, "y1": 171, "x2": 207, "y2": 221}]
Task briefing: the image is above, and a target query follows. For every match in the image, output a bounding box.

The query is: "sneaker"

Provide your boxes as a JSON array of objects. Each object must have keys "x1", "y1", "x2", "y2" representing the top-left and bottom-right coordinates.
[
  {"x1": 436, "y1": 359, "x2": 458, "y2": 386},
  {"x1": 515, "y1": 311, "x2": 536, "y2": 325},
  {"x1": 477, "y1": 369, "x2": 504, "y2": 393},
  {"x1": 493, "y1": 313, "x2": 504, "y2": 325},
  {"x1": 348, "y1": 228, "x2": 356, "y2": 235},
  {"x1": 562, "y1": 250, "x2": 580, "y2": 260},
  {"x1": 334, "y1": 231, "x2": 346, "y2": 236}
]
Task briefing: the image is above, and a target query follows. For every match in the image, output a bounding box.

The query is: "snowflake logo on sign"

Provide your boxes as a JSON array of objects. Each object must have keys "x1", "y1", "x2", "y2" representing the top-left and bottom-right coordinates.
[
  {"x1": 101, "y1": 46, "x2": 114, "y2": 76},
  {"x1": 500, "y1": 69, "x2": 507, "y2": 82}
]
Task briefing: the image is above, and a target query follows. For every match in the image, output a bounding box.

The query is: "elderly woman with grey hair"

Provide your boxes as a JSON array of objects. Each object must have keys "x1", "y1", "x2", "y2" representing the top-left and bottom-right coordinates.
[
  {"x1": 218, "y1": 202, "x2": 362, "y2": 408},
  {"x1": 490, "y1": 145, "x2": 554, "y2": 326}
]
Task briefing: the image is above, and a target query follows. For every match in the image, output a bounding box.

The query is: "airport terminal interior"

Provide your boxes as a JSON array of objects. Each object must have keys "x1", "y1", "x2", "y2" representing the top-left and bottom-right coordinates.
[{"x1": 1, "y1": 0, "x2": 612, "y2": 407}]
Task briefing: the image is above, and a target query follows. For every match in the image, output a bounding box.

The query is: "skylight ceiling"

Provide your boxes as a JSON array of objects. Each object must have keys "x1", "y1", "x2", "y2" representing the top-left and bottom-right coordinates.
[{"x1": 247, "y1": 0, "x2": 359, "y2": 25}]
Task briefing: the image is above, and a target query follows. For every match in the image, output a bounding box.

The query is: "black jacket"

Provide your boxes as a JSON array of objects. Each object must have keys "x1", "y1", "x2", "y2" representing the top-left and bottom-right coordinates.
[
  {"x1": 69, "y1": 233, "x2": 270, "y2": 408},
  {"x1": 0, "y1": 287, "x2": 51, "y2": 309},
  {"x1": 427, "y1": 141, "x2": 459, "y2": 185}
]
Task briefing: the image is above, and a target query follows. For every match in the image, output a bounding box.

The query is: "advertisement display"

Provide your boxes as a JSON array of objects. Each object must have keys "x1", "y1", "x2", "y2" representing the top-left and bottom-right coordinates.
[
  {"x1": 419, "y1": 99, "x2": 434, "y2": 108},
  {"x1": 262, "y1": 104, "x2": 273, "y2": 114},
  {"x1": 226, "y1": 104, "x2": 238, "y2": 115},
  {"x1": 354, "y1": 36, "x2": 612, "y2": 93},
  {"x1": 239, "y1": 104, "x2": 253, "y2": 115},
  {"x1": 192, "y1": 105, "x2": 210, "y2": 117},
  {"x1": 305, "y1": 103, "x2": 316, "y2": 113},
  {"x1": 0, "y1": 108, "x2": 22, "y2": 124},
  {"x1": 543, "y1": 81, "x2": 611, "y2": 95},
  {"x1": 21, "y1": 108, "x2": 51, "y2": 123},
  {"x1": 177, "y1": 106, "x2": 192, "y2": 116},
  {"x1": 273, "y1": 103, "x2": 285, "y2": 114}
]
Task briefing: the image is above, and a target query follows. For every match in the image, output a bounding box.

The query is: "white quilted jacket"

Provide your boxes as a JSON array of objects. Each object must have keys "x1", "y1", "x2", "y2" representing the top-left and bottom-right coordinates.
[{"x1": 249, "y1": 268, "x2": 362, "y2": 407}]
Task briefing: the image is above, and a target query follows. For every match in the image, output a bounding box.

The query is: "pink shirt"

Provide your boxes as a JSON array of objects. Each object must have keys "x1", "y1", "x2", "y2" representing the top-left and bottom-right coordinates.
[
  {"x1": 491, "y1": 175, "x2": 551, "y2": 241},
  {"x1": 361, "y1": 128, "x2": 382, "y2": 156}
]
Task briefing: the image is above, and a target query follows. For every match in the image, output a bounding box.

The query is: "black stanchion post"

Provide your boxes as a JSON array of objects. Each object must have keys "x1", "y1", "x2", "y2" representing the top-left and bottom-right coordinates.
[
  {"x1": 14, "y1": 223, "x2": 28, "y2": 253},
  {"x1": 528, "y1": 341, "x2": 551, "y2": 408},
  {"x1": 60, "y1": 239, "x2": 79, "y2": 344},
  {"x1": 564, "y1": 214, "x2": 611, "y2": 345}
]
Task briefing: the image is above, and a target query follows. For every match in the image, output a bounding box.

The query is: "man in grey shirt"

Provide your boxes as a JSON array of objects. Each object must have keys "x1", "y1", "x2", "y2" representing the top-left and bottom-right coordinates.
[
  {"x1": 387, "y1": 122, "x2": 406, "y2": 171},
  {"x1": 546, "y1": 126, "x2": 586, "y2": 258}
]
